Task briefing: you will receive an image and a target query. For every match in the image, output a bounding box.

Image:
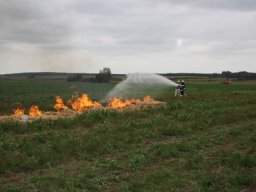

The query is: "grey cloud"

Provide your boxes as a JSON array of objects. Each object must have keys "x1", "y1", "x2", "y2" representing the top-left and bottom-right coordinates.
[
  {"x1": 0, "y1": 0, "x2": 255, "y2": 73},
  {"x1": 0, "y1": 0, "x2": 72, "y2": 46},
  {"x1": 0, "y1": 0, "x2": 42, "y2": 20},
  {"x1": 1, "y1": 0, "x2": 255, "y2": 49},
  {"x1": 155, "y1": 0, "x2": 256, "y2": 11},
  {"x1": 69, "y1": 0, "x2": 137, "y2": 16}
]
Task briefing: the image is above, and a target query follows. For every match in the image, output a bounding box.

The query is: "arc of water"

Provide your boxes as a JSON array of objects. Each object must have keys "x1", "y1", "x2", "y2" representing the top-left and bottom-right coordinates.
[{"x1": 102, "y1": 73, "x2": 177, "y2": 101}]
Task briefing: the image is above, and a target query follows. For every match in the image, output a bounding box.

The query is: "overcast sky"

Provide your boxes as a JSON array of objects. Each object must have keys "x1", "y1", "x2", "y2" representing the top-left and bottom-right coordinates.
[{"x1": 0, "y1": 0, "x2": 256, "y2": 74}]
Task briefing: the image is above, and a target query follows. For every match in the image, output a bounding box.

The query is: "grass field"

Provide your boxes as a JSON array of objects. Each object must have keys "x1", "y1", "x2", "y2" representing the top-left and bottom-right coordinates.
[
  {"x1": 0, "y1": 79, "x2": 115, "y2": 115},
  {"x1": 0, "y1": 79, "x2": 256, "y2": 191}
]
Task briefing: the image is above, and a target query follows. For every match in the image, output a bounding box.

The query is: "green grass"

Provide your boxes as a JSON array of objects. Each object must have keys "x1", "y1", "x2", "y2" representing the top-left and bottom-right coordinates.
[
  {"x1": 0, "y1": 79, "x2": 115, "y2": 115},
  {"x1": 0, "y1": 79, "x2": 255, "y2": 191}
]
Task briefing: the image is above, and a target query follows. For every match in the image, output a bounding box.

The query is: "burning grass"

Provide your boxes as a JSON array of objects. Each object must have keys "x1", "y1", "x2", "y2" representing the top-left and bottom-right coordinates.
[
  {"x1": 13, "y1": 108, "x2": 24, "y2": 116},
  {"x1": 0, "y1": 94, "x2": 166, "y2": 122},
  {"x1": 29, "y1": 105, "x2": 42, "y2": 117},
  {"x1": 54, "y1": 96, "x2": 67, "y2": 112}
]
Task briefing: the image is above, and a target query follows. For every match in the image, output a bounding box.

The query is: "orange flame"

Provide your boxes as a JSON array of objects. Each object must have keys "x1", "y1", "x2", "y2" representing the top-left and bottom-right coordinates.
[
  {"x1": 143, "y1": 96, "x2": 155, "y2": 102},
  {"x1": 107, "y1": 98, "x2": 139, "y2": 109},
  {"x1": 11, "y1": 95, "x2": 157, "y2": 117},
  {"x1": 29, "y1": 105, "x2": 42, "y2": 117},
  {"x1": 54, "y1": 96, "x2": 67, "y2": 112},
  {"x1": 124, "y1": 98, "x2": 139, "y2": 105},
  {"x1": 14, "y1": 108, "x2": 25, "y2": 116},
  {"x1": 69, "y1": 93, "x2": 102, "y2": 111},
  {"x1": 107, "y1": 97, "x2": 127, "y2": 109}
]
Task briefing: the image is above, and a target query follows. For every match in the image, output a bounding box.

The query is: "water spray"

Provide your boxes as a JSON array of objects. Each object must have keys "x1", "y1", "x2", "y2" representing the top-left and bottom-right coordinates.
[{"x1": 103, "y1": 73, "x2": 177, "y2": 101}]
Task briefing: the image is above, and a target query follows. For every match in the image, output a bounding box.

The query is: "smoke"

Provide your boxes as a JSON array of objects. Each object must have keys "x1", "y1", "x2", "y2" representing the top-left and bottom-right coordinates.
[
  {"x1": 39, "y1": 52, "x2": 94, "y2": 72},
  {"x1": 102, "y1": 73, "x2": 177, "y2": 101}
]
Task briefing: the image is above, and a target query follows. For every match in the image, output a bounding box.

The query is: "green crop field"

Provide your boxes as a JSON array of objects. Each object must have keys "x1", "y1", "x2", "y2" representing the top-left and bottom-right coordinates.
[
  {"x1": 0, "y1": 79, "x2": 116, "y2": 115},
  {"x1": 0, "y1": 79, "x2": 256, "y2": 191}
]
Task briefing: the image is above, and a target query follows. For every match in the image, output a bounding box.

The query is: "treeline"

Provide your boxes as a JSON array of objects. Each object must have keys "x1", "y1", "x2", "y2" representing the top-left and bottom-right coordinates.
[
  {"x1": 164, "y1": 71, "x2": 256, "y2": 80},
  {"x1": 221, "y1": 71, "x2": 256, "y2": 80},
  {"x1": 3, "y1": 71, "x2": 256, "y2": 81},
  {"x1": 67, "y1": 67, "x2": 123, "y2": 83},
  {"x1": 163, "y1": 73, "x2": 220, "y2": 77}
]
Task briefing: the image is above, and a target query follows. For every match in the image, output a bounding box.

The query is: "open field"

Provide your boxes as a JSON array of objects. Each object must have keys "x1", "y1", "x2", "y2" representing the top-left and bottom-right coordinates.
[
  {"x1": 0, "y1": 79, "x2": 172, "y2": 115},
  {"x1": 0, "y1": 80, "x2": 115, "y2": 115},
  {"x1": 0, "y1": 79, "x2": 256, "y2": 191}
]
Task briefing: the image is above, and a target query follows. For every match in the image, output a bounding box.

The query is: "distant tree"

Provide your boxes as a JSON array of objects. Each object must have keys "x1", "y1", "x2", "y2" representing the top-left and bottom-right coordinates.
[
  {"x1": 221, "y1": 71, "x2": 256, "y2": 80},
  {"x1": 95, "y1": 67, "x2": 112, "y2": 82},
  {"x1": 221, "y1": 71, "x2": 232, "y2": 78},
  {"x1": 28, "y1": 75, "x2": 35, "y2": 79},
  {"x1": 67, "y1": 74, "x2": 83, "y2": 82},
  {"x1": 237, "y1": 71, "x2": 256, "y2": 80}
]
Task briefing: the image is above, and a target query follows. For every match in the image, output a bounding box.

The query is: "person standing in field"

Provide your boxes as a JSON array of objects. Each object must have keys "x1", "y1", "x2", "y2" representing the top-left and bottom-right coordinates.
[
  {"x1": 180, "y1": 80, "x2": 186, "y2": 96},
  {"x1": 175, "y1": 80, "x2": 181, "y2": 96}
]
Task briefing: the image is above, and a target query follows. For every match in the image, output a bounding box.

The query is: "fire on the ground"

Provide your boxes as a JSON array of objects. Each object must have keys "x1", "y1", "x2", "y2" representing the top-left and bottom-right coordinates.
[{"x1": 12, "y1": 94, "x2": 160, "y2": 117}]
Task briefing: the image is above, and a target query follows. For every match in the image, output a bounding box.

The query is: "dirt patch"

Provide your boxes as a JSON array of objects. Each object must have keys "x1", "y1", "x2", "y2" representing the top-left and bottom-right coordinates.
[{"x1": 0, "y1": 171, "x2": 25, "y2": 185}]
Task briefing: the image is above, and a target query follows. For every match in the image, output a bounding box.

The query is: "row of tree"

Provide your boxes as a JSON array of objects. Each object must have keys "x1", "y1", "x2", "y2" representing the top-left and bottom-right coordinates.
[
  {"x1": 221, "y1": 71, "x2": 256, "y2": 80},
  {"x1": 67, "y1": 69, "x2": 256, "y2": 82},
  {"x1": 67, "y1": 67, "x2": 112, "y2": 82}
]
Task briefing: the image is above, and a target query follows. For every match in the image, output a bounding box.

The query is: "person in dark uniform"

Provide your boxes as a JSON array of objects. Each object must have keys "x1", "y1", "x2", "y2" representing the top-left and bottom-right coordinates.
[{"x1": 180, "y1": 80, "x2": 186, "y2": 96}]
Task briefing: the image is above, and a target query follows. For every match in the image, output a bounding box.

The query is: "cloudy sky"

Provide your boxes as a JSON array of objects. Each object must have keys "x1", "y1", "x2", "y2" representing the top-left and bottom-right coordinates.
[{"x1": 0, "y1": 0, "x2": 256, "y2": 74}]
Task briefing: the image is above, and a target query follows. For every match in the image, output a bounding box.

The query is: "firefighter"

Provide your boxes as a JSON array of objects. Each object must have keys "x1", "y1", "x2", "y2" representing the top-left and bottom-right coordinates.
[
  {"x1": 180, "y1": 80, "x2": 186, "y2": 96},
  {"x1": 175, "y1": 80, "x2": 181, "y2": 96}
]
